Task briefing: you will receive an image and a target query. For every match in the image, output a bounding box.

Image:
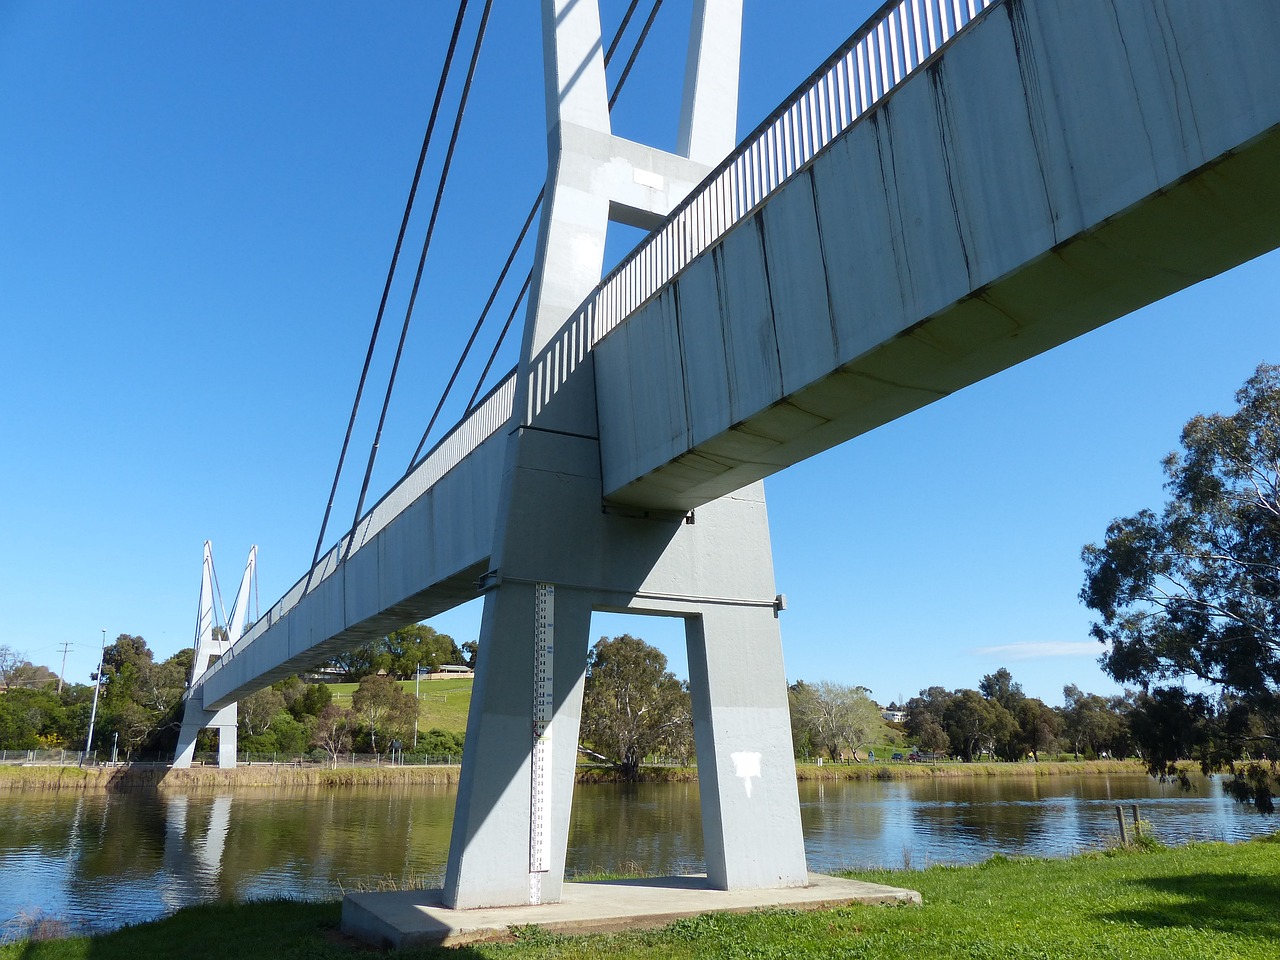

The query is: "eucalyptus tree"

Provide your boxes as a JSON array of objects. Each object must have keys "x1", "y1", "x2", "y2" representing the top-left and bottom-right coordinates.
[{"x1": 1082, "y1": 362, "x2": 1280, "y2": 810}]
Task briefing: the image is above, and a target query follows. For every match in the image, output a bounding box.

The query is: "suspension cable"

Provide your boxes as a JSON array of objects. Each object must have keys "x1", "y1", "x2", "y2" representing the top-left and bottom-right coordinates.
[
  {"x1": 321, "y1": 0, "x2": 669, "y2": 553},
  {"x1": 605, "y1": 0, "x2": 645, "y2": 66},
  {"x1": 609, "y1": 0, "x2": 665, "y2": 109},
  {"x1": 344, "y1": 0, "x2": 495, "y2": 559},
  {"x1": 307, "y1": 0, "x2": 471, "y2": 578},
  {"x1": 405, "y1": 2, "x2": 655, "y2": 466},
  {"x1": 407, "y1": 186, "x2": 543, "y2": 467},
  {"x1": 454, "y1": 0, "x2": 669, "y2": 414},
  {"x1": 466, "y1": 269, "x2": 532, "y2": 412}
]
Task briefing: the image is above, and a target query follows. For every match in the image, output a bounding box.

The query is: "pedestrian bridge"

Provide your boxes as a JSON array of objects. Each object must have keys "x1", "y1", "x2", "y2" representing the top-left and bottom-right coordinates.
[{"x1": 195, "y1": 0, "x2": 1280, "y2": 711}]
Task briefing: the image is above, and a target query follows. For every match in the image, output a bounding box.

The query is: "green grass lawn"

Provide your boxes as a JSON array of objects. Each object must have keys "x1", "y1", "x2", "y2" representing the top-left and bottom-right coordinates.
[
  {"x1": 326, "y1": 677, "x2": 472, "y2": 735},
  {"x1": 6, "y1": 834, "x2": 1277, "y2": 959}
]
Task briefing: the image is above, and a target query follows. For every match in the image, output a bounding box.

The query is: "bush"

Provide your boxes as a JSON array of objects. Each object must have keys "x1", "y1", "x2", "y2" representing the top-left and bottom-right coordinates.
[{"x1": 415, "y1": 728, "x2": 465, "y2": 759}]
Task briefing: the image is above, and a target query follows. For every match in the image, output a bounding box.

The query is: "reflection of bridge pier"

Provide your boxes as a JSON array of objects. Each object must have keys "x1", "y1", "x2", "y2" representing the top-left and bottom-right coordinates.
[{"x1": 161, "y1": 795, "x2": 234, "y2": 908}]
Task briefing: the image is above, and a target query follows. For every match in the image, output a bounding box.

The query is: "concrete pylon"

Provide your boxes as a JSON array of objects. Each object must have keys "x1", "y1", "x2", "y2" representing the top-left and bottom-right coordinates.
[
  {"x1": 442, "y1": 0, "x2": 806, "y2": 910},
  {"x1": 173, "y1": 543, "x2": 255, "y2": 769}
]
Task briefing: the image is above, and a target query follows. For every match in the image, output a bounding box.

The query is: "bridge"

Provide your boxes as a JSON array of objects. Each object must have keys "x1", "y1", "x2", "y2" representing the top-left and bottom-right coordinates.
[{"x1": 177, "y1": 0, "x2": 1280, "y2": 915}]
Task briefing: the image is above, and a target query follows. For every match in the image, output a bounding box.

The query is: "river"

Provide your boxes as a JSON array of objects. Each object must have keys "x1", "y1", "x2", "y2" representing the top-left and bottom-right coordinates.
[{"x1": 1, "y1": 772, "x2": 1273, "y2": 937}]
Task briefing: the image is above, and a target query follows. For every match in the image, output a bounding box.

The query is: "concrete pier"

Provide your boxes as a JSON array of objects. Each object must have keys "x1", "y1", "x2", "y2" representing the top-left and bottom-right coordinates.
[{"x1": 341, "y1": 873, "x2": 921, "y2": 949}]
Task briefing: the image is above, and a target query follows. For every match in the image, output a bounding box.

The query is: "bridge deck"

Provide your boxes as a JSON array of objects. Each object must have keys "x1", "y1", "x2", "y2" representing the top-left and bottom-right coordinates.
[{"x1": 196, "y1": 0, "x2": 1280, "y2": 708}]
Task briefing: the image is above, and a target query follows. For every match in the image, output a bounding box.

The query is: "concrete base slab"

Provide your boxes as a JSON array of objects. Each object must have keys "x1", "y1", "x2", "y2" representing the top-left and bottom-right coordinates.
[{"x1": 341, "y1": 873, "x2": 921, "y2": 949}]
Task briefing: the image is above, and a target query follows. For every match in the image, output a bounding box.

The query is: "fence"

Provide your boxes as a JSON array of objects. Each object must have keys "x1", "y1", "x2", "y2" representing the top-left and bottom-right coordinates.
[{"x1": 0, "y1": 750, "x2": 462, "y2": 768}]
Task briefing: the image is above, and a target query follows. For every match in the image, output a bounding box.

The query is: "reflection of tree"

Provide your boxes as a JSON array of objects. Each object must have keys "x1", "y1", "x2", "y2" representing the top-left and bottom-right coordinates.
[
  {"x1": 796, "y1": 778, "x2": 888, "y2": 856},
  {"x1": 224, "y1": 786, "x2": 457, "y2": 891},
  {"x1": 566, "y1": 782, "x2": 704, "y2": 877}
]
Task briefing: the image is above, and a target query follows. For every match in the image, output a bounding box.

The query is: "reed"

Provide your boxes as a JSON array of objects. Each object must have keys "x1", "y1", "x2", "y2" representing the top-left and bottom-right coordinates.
[{"x1": 793, "y1": 759, "x2": 1143, "y2": 781}]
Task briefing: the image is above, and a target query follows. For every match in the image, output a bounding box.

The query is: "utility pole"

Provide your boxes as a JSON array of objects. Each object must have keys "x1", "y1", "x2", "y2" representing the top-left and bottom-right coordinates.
[
  {"x1": 413, "y1": 663, "x2": 421, "y2": 750},
  {"x1": 57, "y1": 641, "x2": 72, "y2": 694},
  {"x1": 84, "y1": 629, "x2": 107, "y2": 763}
]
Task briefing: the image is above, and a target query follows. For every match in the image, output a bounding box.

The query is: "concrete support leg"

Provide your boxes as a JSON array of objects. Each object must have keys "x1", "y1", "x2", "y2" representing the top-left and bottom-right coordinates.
[
  {"x1": 686, "y1": 605, "x2": 808, "y2": 889},
  {"x1": 443, "y1": 582, "x2": 592, "y2": 909},
  {"x1": 216, "y1": 715, "x2": 237, "y2": 768},
  {"x1": 172, "y1": 701, "x2": 237, "y2": 769}
]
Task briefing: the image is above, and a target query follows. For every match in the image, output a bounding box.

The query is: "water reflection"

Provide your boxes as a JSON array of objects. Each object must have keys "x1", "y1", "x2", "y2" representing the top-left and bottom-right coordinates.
[
  {"x1": 1, "y1": 773, "x2": 1274, "y2": 936},
  {"x1": 566, "y1": 782, "x2": 705, "y2": 877}
]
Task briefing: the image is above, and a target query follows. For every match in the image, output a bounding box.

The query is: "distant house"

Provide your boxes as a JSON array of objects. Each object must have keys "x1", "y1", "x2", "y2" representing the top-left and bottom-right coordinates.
[
  {"x1": 421, "y1": 663, "x2": 473, "y2": 679},
  {"x1": 880, "y1": 709, "x2": 907, "y2": 724}
]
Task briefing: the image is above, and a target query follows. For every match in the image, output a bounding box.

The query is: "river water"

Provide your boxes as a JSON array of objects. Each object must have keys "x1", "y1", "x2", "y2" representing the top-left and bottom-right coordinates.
[{"x1": 1, "y1": 772, "x2": 1273, "y2": 936}]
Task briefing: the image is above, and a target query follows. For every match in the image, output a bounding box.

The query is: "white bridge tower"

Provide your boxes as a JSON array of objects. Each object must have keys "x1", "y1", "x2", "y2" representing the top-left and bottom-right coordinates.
[
  {"x1": 442, "y1": 0, "x2": 807, "y2": 909},
  {"x1": 173, "y1": 542, "x2": 257, "y2": 769}
]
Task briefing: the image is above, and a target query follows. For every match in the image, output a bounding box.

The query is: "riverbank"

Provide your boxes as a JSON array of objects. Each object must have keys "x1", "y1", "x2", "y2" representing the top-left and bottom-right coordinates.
[
  {"x1": 3, "y1": 834, "x2": 1276, "y2": 958},
  {"x1": 0, "y1": 763, "x2": 463, "y2": 792},
  {"x1": 794, "y1": 758, "x2": 1144, "y2": 780},
  {"x1": 0, "y1": 758, "x2": 1146, "y2": 792}
]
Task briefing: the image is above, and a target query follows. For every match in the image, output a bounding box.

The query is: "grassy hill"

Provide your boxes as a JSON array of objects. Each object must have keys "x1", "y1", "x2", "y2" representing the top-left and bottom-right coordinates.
[{"x1": 325, "y1": 677, "x2": 472, "y2": 735}]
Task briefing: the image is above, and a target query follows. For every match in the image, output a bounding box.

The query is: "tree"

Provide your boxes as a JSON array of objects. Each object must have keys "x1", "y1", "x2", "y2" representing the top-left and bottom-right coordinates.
[
  {"x1": 787, "y1": 681, "x2": 818, "y2": 758},
  {"x1": 943, "y1": 689, "x2": 1016, "y2": 762},
  {"x1": 980, "y1": 668, "x2": 1026, "y2": 760},
  {"x1": 0, "y1": 688, "x2": 64, "y2": 748},
  {"x1": 239, "y1": 687, "x2": 287, "y2": 740},
  {"x1": 1014, "y1": 697, "x2": 1061, "y2": 761},
  {"x1": 1081, "y1": 363, "x2": 1280, "y2": 810},
  {"x1": 276, "y1": 677, "x2": 331, "y2": 720},
  {"x1": 790, "y1": 681, "x2": 883, "y2": 761},
  {"x1": 351, "y1": 675, "x2": 417, "y2": 753},
  {"x1": 1059, "y1": 684, "x2": 1127, "y2": 759},
  {"x1": 904, "y1": 687, "x2": 955, "y2": 755},
  {"x1": 326, "y1": 624, "x2": 462, "y2": 680},
  {"x1": 383, "y1": 624, "x2": 462, "y2": 678},
  {"x1": 0, "y1": 645, "x2": 26, "y2": 691},
  {"x1": 311, "y1": 704, "x2": 355, "y2": 767},
  {"x1": 5, "y1": 661, "x2": 57, "y2": 691},
  {"x1": 579, "y1": 635, "x2": 692, "y2": 781}
]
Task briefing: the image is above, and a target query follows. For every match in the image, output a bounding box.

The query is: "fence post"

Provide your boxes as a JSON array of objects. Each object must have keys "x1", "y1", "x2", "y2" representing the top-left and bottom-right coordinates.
[
  {"x1": 1115, "y1": 805, "x2": 1129, "y2": 845},
  {"x1": 1131, "y1": 804, "x2": 1142, "y2": 837}
]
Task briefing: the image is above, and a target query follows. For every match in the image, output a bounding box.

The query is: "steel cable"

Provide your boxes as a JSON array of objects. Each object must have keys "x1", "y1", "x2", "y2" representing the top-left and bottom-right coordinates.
[
  {"x1": 307, "y1": 0, "x2": 471, "y2": 580},
  {"x1": 344, "y1": 0, "x2": 496, "y2": 560}
]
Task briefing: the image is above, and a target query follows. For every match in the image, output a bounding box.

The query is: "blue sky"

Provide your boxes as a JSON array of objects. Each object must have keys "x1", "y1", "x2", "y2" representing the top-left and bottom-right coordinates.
[{"x1": 1, "y1": 2, "x2": 1275, "y2": 707}]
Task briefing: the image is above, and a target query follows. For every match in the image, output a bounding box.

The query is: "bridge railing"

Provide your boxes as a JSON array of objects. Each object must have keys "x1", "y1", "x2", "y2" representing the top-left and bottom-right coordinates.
[
  {"x1": 216, "y1": 370, "x2": 517, "y2": 664},
  {"x1": 528, "y1": 0, "x2": 1000, "y2": 420}
]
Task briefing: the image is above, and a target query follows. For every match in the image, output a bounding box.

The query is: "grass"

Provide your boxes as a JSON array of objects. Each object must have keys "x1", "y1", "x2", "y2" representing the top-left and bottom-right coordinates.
[
  {"x1": 0, "y1": 765, "x2": 164, "y2": 792},
  {"x1": 4, "y1": 834, "x2": 1277, "y2": 959},
  {"x1": 327, "y1": 677, "x2": 472, "y2": 735}
]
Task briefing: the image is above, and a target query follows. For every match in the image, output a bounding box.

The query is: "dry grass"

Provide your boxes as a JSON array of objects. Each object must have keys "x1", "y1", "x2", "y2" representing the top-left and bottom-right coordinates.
[{"x1": 793, "y1": 759, "x2": 1143, "y2": 781}]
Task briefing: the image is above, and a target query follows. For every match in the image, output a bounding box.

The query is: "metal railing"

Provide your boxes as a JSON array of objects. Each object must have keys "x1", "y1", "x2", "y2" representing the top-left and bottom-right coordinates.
[
  {"x1": 216, "y1": 370, "x2": 516, "y2": 665},
  {"x1": 527, "y1": 0, "x2": 1001, "y2": 419}
]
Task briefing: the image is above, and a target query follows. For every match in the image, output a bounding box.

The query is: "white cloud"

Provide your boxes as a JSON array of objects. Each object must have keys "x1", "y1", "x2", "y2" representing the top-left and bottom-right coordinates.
[{"x1": 972, "y1": 641, "x2": 1102, "y2": 660}]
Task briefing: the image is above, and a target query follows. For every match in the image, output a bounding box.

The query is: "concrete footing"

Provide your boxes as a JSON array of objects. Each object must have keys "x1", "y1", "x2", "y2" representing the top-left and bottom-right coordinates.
[{"x1": 341, "y1": 873, "x2": 921, "y2": 950}]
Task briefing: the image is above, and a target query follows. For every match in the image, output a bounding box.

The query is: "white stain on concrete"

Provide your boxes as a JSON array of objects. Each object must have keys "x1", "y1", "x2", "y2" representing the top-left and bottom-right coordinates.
[{"x1": 731, "y1": 751, "x2": 762, "y2": 798}]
